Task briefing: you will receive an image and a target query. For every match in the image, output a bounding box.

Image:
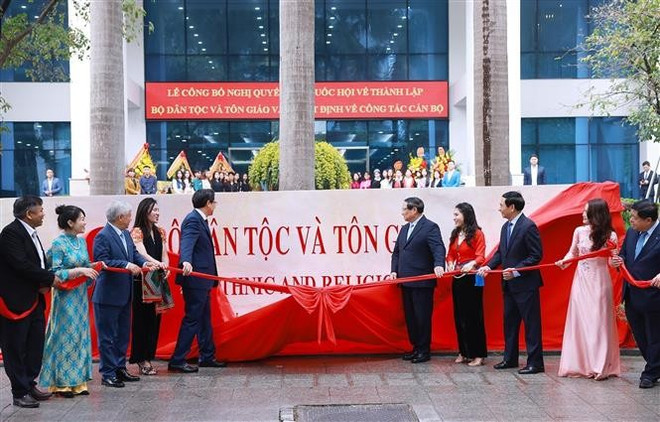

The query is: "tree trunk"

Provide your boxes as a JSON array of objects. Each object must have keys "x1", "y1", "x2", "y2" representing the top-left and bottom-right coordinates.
[
  {"x1": 474, "y1": 0, "x2": 509, "y2": 186},
  {"x1": 278, "y1": 0, "x2": 315, "y2": 191},
  {"x1": 90, "y1": 0, "x2": 125, "y2": 195}
]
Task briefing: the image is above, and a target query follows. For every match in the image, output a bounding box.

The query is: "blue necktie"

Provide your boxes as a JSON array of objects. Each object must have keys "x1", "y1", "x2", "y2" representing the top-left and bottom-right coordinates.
[
  {"x1": 634, "y1": 231, "x2": 648, "y2": 259},
  {"x1": 406, "y1": 223, "x2": 415, "y2": 242},
  {"x1": 119, "y1": 232, "x2": 128, "y2": 255},
  {"x1": 506, "y1": 222, "x2": 513, "y2": 245}
]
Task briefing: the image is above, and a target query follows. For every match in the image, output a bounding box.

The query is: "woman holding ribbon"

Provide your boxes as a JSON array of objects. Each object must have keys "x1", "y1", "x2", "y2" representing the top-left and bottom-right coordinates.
[
  {"x1": 555, "y1": 198, "x2": 620, "y2": 379},
  {"x1": 446, "y1": 202, "x2": 487, "y2": 367},
  {"x1": 129, "y1": 197, "x2": 171, "y2": 375},
  {"x1": 40, "y1": 205, "x2": 99, "y2": 397}
]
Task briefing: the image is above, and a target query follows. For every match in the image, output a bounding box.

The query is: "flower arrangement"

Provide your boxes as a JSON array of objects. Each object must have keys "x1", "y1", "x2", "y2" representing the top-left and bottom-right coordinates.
[{"x1": 431, "y1": 147, "x2": 457, "y2": 176}]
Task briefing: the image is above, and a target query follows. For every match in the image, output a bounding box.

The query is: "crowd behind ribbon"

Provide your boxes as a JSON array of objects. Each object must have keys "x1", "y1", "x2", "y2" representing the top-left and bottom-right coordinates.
[{"x1": 0, "y1": 190, "x2": 659, "y2": 410}]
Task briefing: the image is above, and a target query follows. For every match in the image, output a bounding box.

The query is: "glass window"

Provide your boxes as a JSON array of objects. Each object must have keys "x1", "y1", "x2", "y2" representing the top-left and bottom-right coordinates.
[
  {"x1": 367, "y1": 0, "x2": 407, "y2": 54},
  {"x1": 368, "y1": 55, "x2": 407, "y2": 80},
  {"x1": 146, "y1": 55, "x2": 187, "y2": 81},
  {"x1": 521, "y1": 0, "x2": 606, "y2": 79},
  {"x1": 186, "y1": 0, "x2": 227, "y2": 55},
  {"x1": 409, "y1": 0, "x2": 448, "y2": 54},
  {"x1": 145, "y1": 0, "x2": 185, "y2": 55},
  {"x1": 325, "y1": 0, "x2": 367, "y2": 55},
  {"x1": 228, "y1": 0, "x2": 270, "y2": 55},
  {"x1": 1, "y1": 1, "x2": 69, "y2": 82},
  {"x1": 521, "y1": 117, "x2": 638, "y2": 197},
  {"x1": 324, "y1": 55, "x2": 367, "y2": 81},
  {"x1": 228, "y1": 56, "x2": 271, "y2": 81},
  {"x1": 0, "y1": 122, "x2": 71, "y2": 197},
  {"x1": 187, "y1": 56, "x2": 227, "y2": 81},
  {"x1": 409, "y1": 54, "x2": 448, "y2": 80}
]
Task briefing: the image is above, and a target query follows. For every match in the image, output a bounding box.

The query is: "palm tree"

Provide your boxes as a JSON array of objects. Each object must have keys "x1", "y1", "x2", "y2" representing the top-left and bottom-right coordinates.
[
  {"x1": 473, "y1": 0, "x2": 509, "y2": 186},
  {"x1": 90, "y1": 0, "x2": 125, "y2": 194},
  {"x1": 278, "y1": 0, "x2": 315, "y2": 191}
]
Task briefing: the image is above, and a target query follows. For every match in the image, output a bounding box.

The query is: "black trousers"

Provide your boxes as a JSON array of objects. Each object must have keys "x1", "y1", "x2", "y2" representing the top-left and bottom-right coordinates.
[
  {"x1": 0, "y1": 301, "x2": 45, "y2": 398},
  {"x1": 502, "y1": 287, "x2": 544, "y2": 367},
  {"x1": 452, "y1": 275, "x2": 487, "y2": 359},
  {"x1": 129, "y1": 279, "x2": 162, "y2": 363},
  {"x1": 401, "y1": 286, "x2": 434, "y2": 354},
  {"x1": 625, "y1": 300, "x2": 660, "y2": 381}
]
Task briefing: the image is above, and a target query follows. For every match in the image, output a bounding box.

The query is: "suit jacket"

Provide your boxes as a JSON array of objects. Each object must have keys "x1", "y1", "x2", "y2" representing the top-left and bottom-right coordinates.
[
  {"x1": 125, "y1": 177, "x2": 140, "y2": 195},
  {"x1": 0, "y1": 219, "x2": 54, "y2": 313},
  {"x1": 523, "y1": 166, "x2": 546, "y2": 185},
  {"x1": 639, "y1": 171, "x2": 657, "y2": 199},
  {"x1": 487, "y1": 213, "x2": 543, "y2": 293},
  {"x1": 442, "y1": 171, "x2": 461, "y2": 187},
  {"x1": 391, "y1": 215, "x2": 446, "y2": 288},
  {"x1": 92, "y1": 223, "x2": 147, "y2": 306},
  {"x1": 176, "y1": 210, "x2": 218, "y2": 290},
  {"x1": 42, "y1": 177, "x2": 62, "y2": 195},
  {"x1": 621, "y1": 226, "x2": 660, "y2": 312}
]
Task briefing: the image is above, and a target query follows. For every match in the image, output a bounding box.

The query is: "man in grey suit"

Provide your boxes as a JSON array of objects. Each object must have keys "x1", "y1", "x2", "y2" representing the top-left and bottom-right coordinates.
[{"x1": 390, "y1": 197, "x2": 445, "y2": 364}]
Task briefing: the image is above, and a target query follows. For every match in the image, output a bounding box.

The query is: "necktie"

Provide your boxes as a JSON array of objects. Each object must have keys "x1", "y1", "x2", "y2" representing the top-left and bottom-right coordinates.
[
  {"x1": 634, "y1": 231, "x2": 648, "y2": 259},
  {"x1": 119, "y1": 232, "x2": 128, "y2": 255},
  {"x1": 506, "y1": 222, "x2": 513, "y2": 245},
  {"x1": 406, "y1": 223, "x2": 415, "y2": 241},
  {"x1": 32, "y1": 231, "x2": 45, "y2": 269}
]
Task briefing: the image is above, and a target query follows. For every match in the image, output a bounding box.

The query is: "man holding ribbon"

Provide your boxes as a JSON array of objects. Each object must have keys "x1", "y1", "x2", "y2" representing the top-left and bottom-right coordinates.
[
  {"x1": 612, "y1": 200, "x2": 660, "y2": 389},
  {"x1": 390, "y1": 197, "x2": 445, "y2": 364},
  {"x1": 92, "y1": 201, "x2": 159, "y2": 388},
  {"x1": 478, "y1": 191, "x2": 545, "y2": 374},
  {"x1": 169, "y1": 189, "x2": 226, "y2": 373},
  {"x1": 0, "y1": 195, "x2": 61, "y2": 408}
]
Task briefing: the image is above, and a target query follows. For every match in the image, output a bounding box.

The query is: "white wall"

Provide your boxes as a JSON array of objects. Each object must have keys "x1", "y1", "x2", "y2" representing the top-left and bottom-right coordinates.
[{"x1": 1, "y1": 83, "x2": 70, "y2": 122}]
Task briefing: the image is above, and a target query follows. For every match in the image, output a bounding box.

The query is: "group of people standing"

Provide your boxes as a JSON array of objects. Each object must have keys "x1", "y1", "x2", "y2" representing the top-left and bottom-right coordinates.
[
  {"x1": 0, "y1": 190, "x2": 225, "y2": 408},
  {"x1": 391, "y1": 193, "x2": 660, "y2": 389},
  {"x1": 351, "y1": 161, "x2": 461, "y2": 190},
  {"x1": 125, "y1": 166, "x2": 251, "y2": 195}
]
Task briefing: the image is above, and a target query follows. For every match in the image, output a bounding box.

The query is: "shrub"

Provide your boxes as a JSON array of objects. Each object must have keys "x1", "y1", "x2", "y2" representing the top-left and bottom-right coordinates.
[{"x1": 248, "y1": 140, "x2": 351, "y2": 190}]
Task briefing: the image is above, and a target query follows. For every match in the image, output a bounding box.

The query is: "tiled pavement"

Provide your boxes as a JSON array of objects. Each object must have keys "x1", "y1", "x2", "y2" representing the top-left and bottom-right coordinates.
[{"x1": 1, "y1": 355, "x2": 658, "y2": 421}]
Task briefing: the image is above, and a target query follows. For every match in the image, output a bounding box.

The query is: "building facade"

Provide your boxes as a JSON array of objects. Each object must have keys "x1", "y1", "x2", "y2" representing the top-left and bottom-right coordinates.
[{"x1": 1, "y1": 0, "x2": 658, "y2": 197}]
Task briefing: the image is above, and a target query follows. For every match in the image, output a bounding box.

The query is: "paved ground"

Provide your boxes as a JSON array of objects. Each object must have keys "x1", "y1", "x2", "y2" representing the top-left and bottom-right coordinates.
[{"x1": 0, "y1": 355, "x2": 658, "y2": 421}]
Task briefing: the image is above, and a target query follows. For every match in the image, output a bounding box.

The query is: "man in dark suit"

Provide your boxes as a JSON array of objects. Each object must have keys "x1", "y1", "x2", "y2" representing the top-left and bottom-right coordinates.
[
  {"x1": 523, "y1": 154, "x2": 546, "y2": 186},
  {"x1": 169, "y1": 189, "x2": 226, "y2": 373},
  {"x1": 92, "y1": 201, "x2": 158, "y2": 388},
  {"x1": 0, "y1": 195, "x2": 60, "y2": 408},
  {"x1": 478, "y1": 191, "x2": 544, "y2": 374},
  {"x1": 638, "y1": 161, "x2": 657, "y2": 200},
  {"x1": 390, "y1": 197, "x2": 446, "y2": 364},
  {"x1": 612, "y1": 200, "x2": 660, "y2": 388}
]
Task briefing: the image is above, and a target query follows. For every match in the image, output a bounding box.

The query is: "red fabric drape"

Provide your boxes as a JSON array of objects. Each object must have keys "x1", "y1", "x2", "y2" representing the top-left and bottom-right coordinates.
[{"x1": 70, "y1": 182, "x2": 640, "y2": 361}]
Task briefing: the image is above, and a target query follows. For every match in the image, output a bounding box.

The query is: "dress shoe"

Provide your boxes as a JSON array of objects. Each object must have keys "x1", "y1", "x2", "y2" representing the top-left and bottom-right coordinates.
[
  {"x1": 411, "y1": 353, "x2": 431, "y2": 363},
  {"x1": 57, "y1": 391, "x2": 75, "y2": 398},
  {"x1": 116, "y1": 368, "x2": 140, "y2": 382},
  {"x1": 493, "y1": 361, "x2": 518, "y2": 370},
  {"x1": 199, "y1": 359, "x2": 227, "y2": 368},
  {"x1": 168, "y1": 363, "x2": 199, "y2": 373},
  {"x1": 101, "y1": 377, "x2": 125, "y2": 388},
  {"x1": 29, "y1": 386, "x2": 53, "y2": 401},
  {"x1": 518, "y1": 365, "x2": 545, "y2": 375},
  {"x1": 402, "y1": 351, "x2": 417, "y2": 361},
  {"x1": 13, "y1": 394, "x2": 39, "y2": 408},
  {"x1": 639, "y1": 378, "x2": 655, "y2": 389}
]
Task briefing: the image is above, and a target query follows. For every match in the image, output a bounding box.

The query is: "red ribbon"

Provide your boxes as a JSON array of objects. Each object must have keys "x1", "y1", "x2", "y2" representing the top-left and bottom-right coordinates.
[
  {"x1": 0, "y1": 297, "x2": 38, "y2": 321},
  {"x1": 57, "y1": 262, "x2": 105, "y2": 291}
]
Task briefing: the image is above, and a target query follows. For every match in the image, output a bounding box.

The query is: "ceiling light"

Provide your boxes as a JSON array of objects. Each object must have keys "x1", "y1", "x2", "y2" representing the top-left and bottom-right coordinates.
[
  {"x1": 178, "y1": 6, "x2": 183, "y2": 10},
  {"x1": 202, "y1": 48, "x2": 206, "y2": 52},
  {"x1": 198, "y1": 41, "x2": 203, "y2": 44},
  {"x1": 260, "y1": 33, "x2": 265, "y2": 37},
  {"x1": 208, "y1": 60, "x2": 213, "y2": 64},
  {"x1": 257, "y1": 16, "x2": 262, "y2": 20},
  {"x1": 262, "y1": 41, "x2": 267, "y2": 44},
  {"x1": 255, "y1": 6, "x2": 261, "y2": 11},
  {"x1": 326, "y1": 41, "x2": 331, "y2": 44},
  {"x1": 189, "y1": 25, "x2": 194, "y2": 29},
  {"x1": 182, "y1": 139, "x2": 187, "y2": 143},
  {"x1": 393, "y1": 33, "x2": 399, "y2": 36},
  {"x1": 330, "y1": 6, "x2": 337, "y2": 11},
  {"x1": 194, "y1": 33, "x2": 199, "y2": 37},
  {"x1": 327, "y1": 33, "x2": 332, "y2": 37},
  {"x1": 397, "y1": 24, "x2": 403, "y2": 28},
  {"x1": 258, "y1": 25, "x2": 264, "y2": 29},
  {"x1": 263, "y1": 48, "x2": 269, "y2": 51},
  {"x1": 328, "y1": 25, "x2": 334, "y2": 29}
]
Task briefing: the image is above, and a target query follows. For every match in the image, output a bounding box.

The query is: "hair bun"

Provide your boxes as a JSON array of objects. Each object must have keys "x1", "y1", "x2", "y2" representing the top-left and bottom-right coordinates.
[{"x1": 55, "y1": 205, "x2": 66, "y2": 215}]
